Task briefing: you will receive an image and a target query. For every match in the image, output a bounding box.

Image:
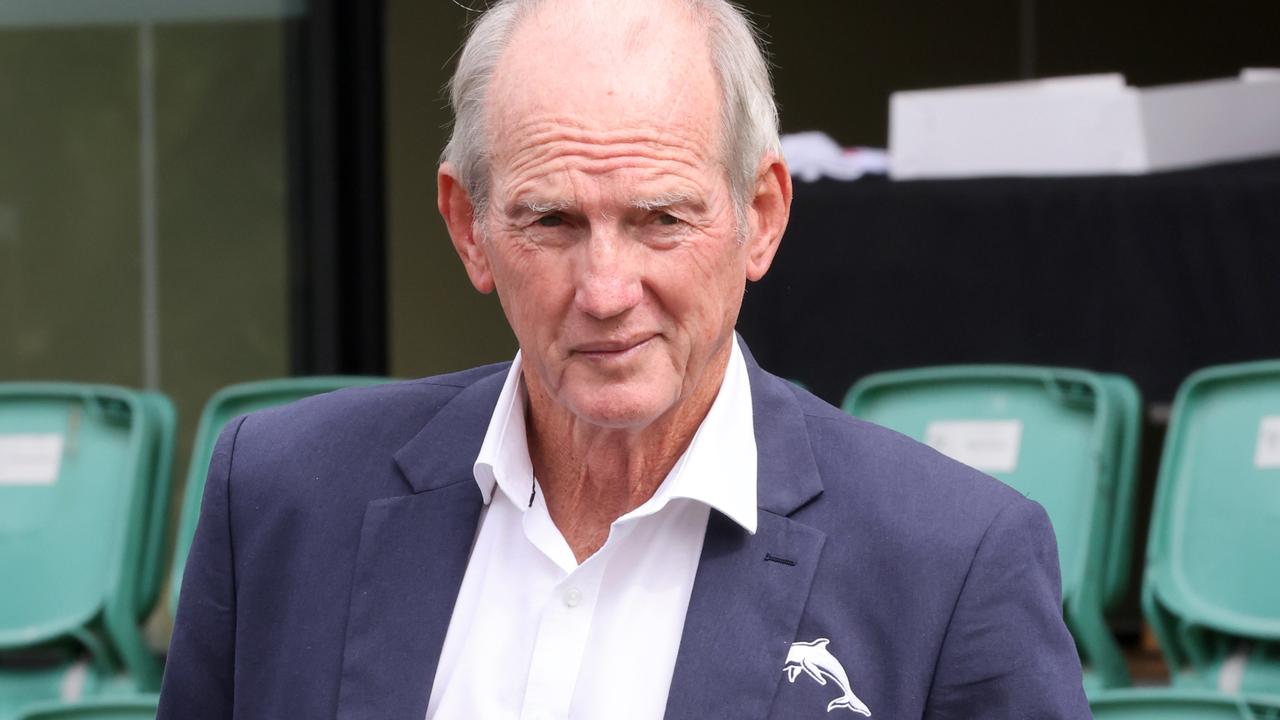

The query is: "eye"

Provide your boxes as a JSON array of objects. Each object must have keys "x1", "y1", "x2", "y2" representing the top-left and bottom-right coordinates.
[
  {"x1": 536, "y1": 215, "x2": 564, "y2": 228},
  {"x1": 656, "y1": 213, "x2": 679, "y2": 226}
]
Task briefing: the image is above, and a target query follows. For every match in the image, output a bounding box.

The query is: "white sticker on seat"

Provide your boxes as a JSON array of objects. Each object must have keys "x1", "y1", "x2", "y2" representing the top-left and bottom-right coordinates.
[
  {"x1": 1256, "y1": 417, "x2": 1280, "y2": 469},
  {"x1": 925, "y1": 420, "x2": 1023, "y2": 473},
  {"x1": 0, "y1": 434, "x2": 64, "y2": 485}
]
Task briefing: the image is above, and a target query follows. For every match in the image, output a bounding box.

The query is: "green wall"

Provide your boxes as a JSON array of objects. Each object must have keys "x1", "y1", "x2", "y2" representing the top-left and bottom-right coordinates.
[
  {"x1": 0, "y1": 26, "x2": 144, "y2": 385},
  {"x1": 385, "y1": 3, "x2": 514, "y2": 379}
]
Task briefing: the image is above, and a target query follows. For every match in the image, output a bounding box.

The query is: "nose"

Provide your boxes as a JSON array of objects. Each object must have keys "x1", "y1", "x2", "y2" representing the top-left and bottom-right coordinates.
[{"x1": 572, "y1": 230, "x2": 642, "y2": 320}]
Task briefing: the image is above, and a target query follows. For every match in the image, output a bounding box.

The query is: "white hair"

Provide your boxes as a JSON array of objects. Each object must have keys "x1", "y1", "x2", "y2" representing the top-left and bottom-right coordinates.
[{"x1": 441, "y1": 0, "x2": 781, "y2": 220}]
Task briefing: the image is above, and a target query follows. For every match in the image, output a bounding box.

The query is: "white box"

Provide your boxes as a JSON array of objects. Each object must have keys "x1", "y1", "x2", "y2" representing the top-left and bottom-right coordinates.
[
  {"x1": 0, "y1": 434, "x2": 64, "y2": 486},
  {"x1": 1257, "y1": 417, "x2": 1280, "y2": 470},
  {"x1": 924, "y1": 420, "x2": 1023, "y2": 474},
  {"x1": 889, "y1": 71, "x2": 1280, "y2": 179}
]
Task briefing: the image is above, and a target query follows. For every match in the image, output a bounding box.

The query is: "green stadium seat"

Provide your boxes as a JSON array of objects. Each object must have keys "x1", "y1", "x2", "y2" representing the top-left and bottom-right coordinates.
[
  {"x1": 0, "y1": 660, "x2": 101, "y2": 720},
  {"x1": 1090, "y1": 688, "x2": 1280, "y2": 719},
  {"x1": 13, "y1": 695, "x2": 158, "y2": 720},
  {"x1": 1144, "y1": 360, "x2": 1280, "y2": 693},
  {"x1": 844, "y1": 365, "x2": 1141, "y2": 689},
  {"x1": 134, "y1": 393, "x2": 176, "y2": 624},
  {"x1": 1101, "y1": 374, "x2": 1143, "y2": 613},
  {"x1": 0, "y1": 384, "x2": 170, "y2": 714},
  {"x1": 168, "y1": 377, "x2": 390, "y2": 617}
]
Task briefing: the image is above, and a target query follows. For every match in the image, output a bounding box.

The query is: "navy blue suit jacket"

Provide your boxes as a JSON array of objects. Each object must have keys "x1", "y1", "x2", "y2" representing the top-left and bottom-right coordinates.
[{"x1": 159, "y1": 350, "x2": 1090, "y2": 719}]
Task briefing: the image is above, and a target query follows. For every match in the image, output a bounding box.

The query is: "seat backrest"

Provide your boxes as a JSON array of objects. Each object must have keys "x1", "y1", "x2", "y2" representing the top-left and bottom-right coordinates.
[
  {"x1": 1090, "y1": 689, "x2": 1280, "y2": 720},
  {"x1": 1147, "y1": 360, "x2": 1280, "y2": 644},
  {"x1": 845, "y1": 365, "x2": 1114, "y2": 604},
  {"x1": 0, "y1": 659, "x2": 103, "y2": 720},
  {"x1": 15, "y1": 695, "x2": 158, "y2": 720},
  {"x1": 0, "y1": 384, "x2": 149, "y2": 652},
  {"x1": 134, "y1": 392, "x2": 177, "y2": 620},
  {"x1": 1101, "y1": 374, "x2": 1142, "y2": 611},
  {"x1": 168, "y1": 376, "x2": 390, "y2": 617}
]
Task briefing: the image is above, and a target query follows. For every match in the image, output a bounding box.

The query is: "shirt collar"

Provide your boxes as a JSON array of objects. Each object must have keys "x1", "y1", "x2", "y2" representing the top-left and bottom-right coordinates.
[{"x1": 472, "y1": 337, "x2": 758, "y2": 534}]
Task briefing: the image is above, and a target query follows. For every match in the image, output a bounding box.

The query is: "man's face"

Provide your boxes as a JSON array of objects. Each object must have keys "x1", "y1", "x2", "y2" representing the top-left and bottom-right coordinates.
[{"x1": 443, "y1": 1, "x2": 786, "y2": 432}]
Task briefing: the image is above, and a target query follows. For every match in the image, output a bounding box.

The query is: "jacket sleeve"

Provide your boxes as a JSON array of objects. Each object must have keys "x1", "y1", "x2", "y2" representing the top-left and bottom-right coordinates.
[
  {"x1": 157, "y1": 416, "x2": 246, "y2": 720},
  {"x1": 924, "y1": 497, "x2": 1092, "y2": 719}
]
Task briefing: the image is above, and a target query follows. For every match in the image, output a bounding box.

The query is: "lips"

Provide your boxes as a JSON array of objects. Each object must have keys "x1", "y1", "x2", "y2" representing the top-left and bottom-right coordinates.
[{"x1": 572, "y1": 334, "x2": 656, "y2": 356}]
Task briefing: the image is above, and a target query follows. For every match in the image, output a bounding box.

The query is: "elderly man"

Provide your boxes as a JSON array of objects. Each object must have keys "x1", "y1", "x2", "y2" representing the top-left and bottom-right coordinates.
[{"x1": 159, "y1": 0, "x2": 1089, "y2": 718}]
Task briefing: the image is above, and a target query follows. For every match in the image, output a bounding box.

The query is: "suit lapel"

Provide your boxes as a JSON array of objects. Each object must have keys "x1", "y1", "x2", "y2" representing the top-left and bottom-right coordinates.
[
  {"x1": 665, "y1": 344, "x2": 828, "y2": 719},
  {"x1": 336, "y1": 371, "x2": 505, "y2": 720},
  {"x1": 335, "y1": 486, "x2": 482, "y2": 720},
  {"x1": 664, "y1": 511, "x2": 826, "y2": 720}
]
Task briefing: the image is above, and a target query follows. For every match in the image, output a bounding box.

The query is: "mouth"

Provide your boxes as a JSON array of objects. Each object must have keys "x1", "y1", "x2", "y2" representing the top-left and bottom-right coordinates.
[{"x1": 572, "y1": 334, "x2": 657, "y2": 360}]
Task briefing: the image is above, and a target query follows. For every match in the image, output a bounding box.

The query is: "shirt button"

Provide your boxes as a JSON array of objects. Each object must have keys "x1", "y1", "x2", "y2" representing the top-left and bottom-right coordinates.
[{"x1": 564, "y1": 587, "x2": 582, "y2": 608}]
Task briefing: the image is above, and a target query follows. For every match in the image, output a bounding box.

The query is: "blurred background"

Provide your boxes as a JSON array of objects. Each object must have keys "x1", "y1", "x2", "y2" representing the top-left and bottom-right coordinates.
[
  {"x1": 2, "y1": 0, "x2": 1280, "y2": 715},
  {"x1": 6, "y1": 0, "x2": 1279, "y2": 437}
]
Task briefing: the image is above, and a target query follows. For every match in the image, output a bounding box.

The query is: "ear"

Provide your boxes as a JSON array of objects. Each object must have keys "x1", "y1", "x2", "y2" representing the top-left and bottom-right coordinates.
[
  {"x1": 438, "y1": 161, "x2": 495, "y2": 294},
  {"x1": 744, "y1": 155, "x2": 792, "y2": 282}
]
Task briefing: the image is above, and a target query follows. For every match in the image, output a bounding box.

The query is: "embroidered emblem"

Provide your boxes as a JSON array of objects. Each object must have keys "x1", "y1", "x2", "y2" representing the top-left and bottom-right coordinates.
[{"x1": 783, "y1": 638, "x2": 871, "y2": 716}]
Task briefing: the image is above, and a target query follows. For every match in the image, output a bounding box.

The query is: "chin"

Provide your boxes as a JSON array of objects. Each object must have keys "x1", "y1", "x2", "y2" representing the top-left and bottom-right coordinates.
[{"x1": 565, "y1": 384, "x2": 675, "y2": 430}]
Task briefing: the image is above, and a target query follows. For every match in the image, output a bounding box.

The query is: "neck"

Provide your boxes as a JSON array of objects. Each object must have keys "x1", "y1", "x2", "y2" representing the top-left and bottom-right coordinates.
[{"x1": 524, "y1": 341, "x2": 732, "y2": 562}]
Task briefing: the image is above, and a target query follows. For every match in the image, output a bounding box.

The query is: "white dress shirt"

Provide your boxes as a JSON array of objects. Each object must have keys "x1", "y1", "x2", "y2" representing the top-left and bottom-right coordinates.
[{"x1": 425, "y1": 337, "x2": 758, "y2": 720}]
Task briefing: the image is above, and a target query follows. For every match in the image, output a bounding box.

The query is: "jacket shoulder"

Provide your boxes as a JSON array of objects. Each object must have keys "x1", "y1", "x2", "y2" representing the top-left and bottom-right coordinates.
[
  {"x1": 236, "y1": 362, "x2": 506, "y2": 435},
  {"x1": 219, "y1": 362, "x2": 509, "y2": 490}
]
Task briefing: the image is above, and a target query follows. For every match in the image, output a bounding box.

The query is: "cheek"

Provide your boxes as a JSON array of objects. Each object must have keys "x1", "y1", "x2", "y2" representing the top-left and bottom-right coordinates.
[
  {"x1": 652, "y1": 237, "x2": 749, "y2": 340},
  {"x1": 487, "y1": 243, "x2": 538, "y2": 321},
  {"x1": 489, "y1": 240, "x2": 573, "y2": 340}
]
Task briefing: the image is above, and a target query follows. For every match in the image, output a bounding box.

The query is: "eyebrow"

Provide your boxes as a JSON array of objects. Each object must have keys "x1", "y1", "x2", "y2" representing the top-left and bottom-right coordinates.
[
  {"x1": 513, "y1": 198, "x2": 573, "y2": 215},
  {"x1": 507, "y1": 192, "x2": 700, "y2": 217},
  {"x1": 629, "y1": 192, "x2": 696, "y2": 212}
]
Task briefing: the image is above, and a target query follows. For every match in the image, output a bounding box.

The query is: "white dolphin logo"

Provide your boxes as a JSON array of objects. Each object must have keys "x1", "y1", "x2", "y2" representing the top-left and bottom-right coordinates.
[{"x1": 783, "y1": 638, "x2": 872, "y2": 716}]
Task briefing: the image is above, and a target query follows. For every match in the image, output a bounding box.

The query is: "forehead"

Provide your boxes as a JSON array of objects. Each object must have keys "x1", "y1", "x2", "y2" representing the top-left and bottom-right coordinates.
[{"x1": 485, "y1": 0, "x2": 722, "y2": 177}]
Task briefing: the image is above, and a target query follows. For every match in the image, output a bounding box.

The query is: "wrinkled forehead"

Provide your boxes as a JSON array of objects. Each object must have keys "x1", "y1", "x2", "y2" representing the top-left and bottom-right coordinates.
[{"x1": 485, "y1": 0, "x2": 722, "y2": 156}]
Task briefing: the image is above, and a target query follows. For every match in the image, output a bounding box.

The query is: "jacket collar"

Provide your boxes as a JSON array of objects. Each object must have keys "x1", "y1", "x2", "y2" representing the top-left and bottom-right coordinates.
[
  {"x1": 392, "y1": 368, "x2": 508, "y2": 494},
  {"x1": 739, "y1": 338, "x2": 825, "y2": 517}
]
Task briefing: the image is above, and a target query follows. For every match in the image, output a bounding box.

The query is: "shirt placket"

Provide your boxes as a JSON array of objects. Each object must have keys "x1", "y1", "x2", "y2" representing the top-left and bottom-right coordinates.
[{"x1": 519, "y1": 554, "x2": 607, "y2": 720}]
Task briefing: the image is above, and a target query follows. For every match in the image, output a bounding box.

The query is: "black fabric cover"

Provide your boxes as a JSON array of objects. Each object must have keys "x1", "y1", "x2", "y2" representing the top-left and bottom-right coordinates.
[{"x1": 738, "y1": 158, "x2": 1280, "y2": 406}]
